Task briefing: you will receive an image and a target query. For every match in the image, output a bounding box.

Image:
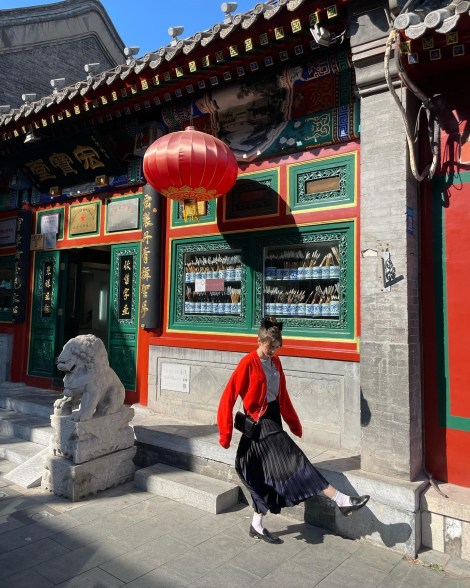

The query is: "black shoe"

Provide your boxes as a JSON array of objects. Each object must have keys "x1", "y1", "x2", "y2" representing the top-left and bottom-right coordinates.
[
  {"x1": 249, "y1": 525, "x2": 283, "y2": 544},
  {"x1": 339, "y1": 495, "x2": 370, "y2": 517}
]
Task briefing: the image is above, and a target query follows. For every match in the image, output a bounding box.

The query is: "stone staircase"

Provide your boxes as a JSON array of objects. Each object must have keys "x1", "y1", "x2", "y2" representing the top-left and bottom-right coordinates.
[
  {"x1": 0, "y1": 384, "x2": 241, "y2": 511},
  {"x1": 0, "y1": 384, "x2": 56, "y2": 487}
]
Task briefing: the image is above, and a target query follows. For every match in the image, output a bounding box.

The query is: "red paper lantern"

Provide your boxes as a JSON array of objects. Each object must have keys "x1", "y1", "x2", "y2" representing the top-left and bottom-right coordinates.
[{"x1": 143, "y1": 126, "x2": 238, "y2": 221}]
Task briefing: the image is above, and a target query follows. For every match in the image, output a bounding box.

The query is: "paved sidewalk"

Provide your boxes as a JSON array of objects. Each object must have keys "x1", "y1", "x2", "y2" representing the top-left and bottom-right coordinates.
[{"x1": 1, "y1": 459, "x2": 469, "y2": 588}]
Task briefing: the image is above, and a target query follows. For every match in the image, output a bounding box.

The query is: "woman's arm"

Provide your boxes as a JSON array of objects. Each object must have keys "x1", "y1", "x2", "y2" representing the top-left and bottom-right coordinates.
[
  {"x1": 217, "y1": 357, "x2": 251, "y2": 448},
  {"x1": 277, "y1": 360, "x2": 302, "y2": 438}
]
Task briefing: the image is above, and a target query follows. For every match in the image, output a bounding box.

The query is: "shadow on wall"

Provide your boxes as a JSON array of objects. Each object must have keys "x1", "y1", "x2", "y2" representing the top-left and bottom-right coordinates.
[
  {"x1": 308, "y1": 458, "x2": 413, "y2": 552},
  {"x1": 360, "y1": 389, "x2": 371, "y2": 427}
]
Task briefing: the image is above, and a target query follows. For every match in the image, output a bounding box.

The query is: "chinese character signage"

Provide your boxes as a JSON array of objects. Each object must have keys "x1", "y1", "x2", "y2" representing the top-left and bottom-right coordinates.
[
  {"x1": 19, "y1": 130, "x2": 124, "y2": 192},
  {"x1": 107, "y1": 197, "x2": 140, "y2": 232},
  {"x1": 41, "y1": 259, "x2": 54, "y2": 318},
  {"x1": 140, "y1": 185, "x2": 162, "y2": 329},
  {"x1": 0, "y1": 218, "x2": 17, "y2": 246},
  {"x1": 12, "y1": 210, "x2": 31, "y2": 322},
  {"x1": 118, "y1": 254, "x2": 134, "y2": 320}
]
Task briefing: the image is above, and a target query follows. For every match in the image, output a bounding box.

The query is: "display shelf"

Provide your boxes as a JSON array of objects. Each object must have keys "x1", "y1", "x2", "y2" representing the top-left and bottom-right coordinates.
[{"x1": 169, "y1": 222, "x2": 355, "y2": 338}]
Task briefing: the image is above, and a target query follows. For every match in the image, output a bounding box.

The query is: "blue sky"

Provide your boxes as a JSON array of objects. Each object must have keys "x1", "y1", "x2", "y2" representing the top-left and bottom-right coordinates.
[{"x1": 1, "y1": 0, "x2": 259, "y2": 56}]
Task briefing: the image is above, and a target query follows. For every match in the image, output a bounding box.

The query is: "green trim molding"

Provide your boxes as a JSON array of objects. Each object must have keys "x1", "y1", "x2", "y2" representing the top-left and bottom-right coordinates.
[
  {"x1": 169, "y1": 221, "x2": 356, "y2": 340},
  {"x1": 225, "y1": 169, "x2": 280, "y2": 220},
  {"x1": 171, "y1": 199, "x2": 217, "y2": 227},
  {"x1": 288, "y1": 152, "x2": 357, "y2": 212}
]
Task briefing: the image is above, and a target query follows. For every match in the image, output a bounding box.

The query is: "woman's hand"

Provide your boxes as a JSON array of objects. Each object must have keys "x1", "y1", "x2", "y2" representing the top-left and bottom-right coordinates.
[{"x1": 219, "y1": 437, "x2": 231, "y2": 449}]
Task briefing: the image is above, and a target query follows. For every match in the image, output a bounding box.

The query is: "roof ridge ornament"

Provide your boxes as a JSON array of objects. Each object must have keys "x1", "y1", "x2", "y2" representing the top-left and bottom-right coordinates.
[
  {"x1": 84, "y1": 62, "x2": 100, "y2": 80},
  {"x1": 51, "y1": 78, "x2": 66, "y2": 94},
  {"x1": 168, "y1": 26, "x2": 184, "y2": 46},
  {"x1": 221, "y1": 2, "x2": 238, "y2": 23},
  {"x1": 124, "y1": 46, "x2": 140, "y2": 64},
  {"x1": 21, "y1": 93, "x2": 36, "y2": 104}
]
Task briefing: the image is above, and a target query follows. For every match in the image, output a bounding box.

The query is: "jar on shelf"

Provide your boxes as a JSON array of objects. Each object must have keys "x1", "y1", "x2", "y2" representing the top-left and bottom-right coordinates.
[
  {"x1": 320, "y1": 266, "x2": 330, "y2": 279},
  {"x1": 330, "y1": 265, "x2": 340, "y2": 279}
]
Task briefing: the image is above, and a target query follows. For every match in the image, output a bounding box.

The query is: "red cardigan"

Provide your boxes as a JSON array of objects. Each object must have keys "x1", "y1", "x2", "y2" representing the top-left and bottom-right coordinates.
[{"x1": 217, "y1": 350, "x2": 302, "y2": 448}]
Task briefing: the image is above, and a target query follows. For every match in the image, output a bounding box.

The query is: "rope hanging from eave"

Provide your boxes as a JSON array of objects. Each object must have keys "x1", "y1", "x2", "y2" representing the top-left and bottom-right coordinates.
[{"x1": 384, "y1": 28, "x2": 440, "y2": 182}]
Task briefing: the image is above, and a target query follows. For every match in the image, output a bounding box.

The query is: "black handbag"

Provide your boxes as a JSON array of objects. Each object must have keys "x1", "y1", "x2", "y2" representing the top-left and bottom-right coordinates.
[
  {"x1": 234, "y1": 397, "x2": 266, "y2": 440},
  {"x1": 234, "y1": 411, "x2": 260, "y2": 440}
]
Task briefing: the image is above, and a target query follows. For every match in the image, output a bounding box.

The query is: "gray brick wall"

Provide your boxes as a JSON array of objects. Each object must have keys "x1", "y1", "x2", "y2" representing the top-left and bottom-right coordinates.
[
  {"x1": 359, "y1": 88, "x2": 423, "y2": 480},
  {"x1": 0, "y1": 37, "x2": 115, "y2": 107}
]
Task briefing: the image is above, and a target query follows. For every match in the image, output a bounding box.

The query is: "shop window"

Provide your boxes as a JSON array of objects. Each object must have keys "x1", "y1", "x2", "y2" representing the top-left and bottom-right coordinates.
[
  {"x1": 0, "y1": 257, "x2": 14, "y2": 320},
  {"x1": 170, "y1": 236, "x2": 247, "y2": 331},
  {"x1": 169, "y1": 221, "x2": 355, "y2": 339}
]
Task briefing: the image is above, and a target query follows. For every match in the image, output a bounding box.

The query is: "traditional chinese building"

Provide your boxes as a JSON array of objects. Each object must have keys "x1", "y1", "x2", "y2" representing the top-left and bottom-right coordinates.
[{"x1": 1, "y1": 0, "x2": 470, "y2": 559}]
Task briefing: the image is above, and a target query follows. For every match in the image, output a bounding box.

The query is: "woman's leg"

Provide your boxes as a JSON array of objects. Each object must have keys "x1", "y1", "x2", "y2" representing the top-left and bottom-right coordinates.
[
  {"x1": 323, "y1": 484, "x2": 370, "y2": 515},
  {"x1": 249, "y1": 509, "x2": 282, "y2": 544},
  {"x1": 251, "y1": 510, "x2": 264, "y2": 533}
]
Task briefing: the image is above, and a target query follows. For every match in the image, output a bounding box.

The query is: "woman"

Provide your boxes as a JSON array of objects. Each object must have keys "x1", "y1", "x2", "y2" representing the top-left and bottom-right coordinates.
[{"x1": 217, "y1": 317, "x2": 369, "y2": 544}]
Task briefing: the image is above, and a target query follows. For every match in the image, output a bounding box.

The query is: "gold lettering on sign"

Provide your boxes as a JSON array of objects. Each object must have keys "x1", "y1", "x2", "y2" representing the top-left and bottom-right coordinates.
[
  {"x1": 143, "y1": 194, "x2": 152, "y2": 210},
  {"x1": 25, "y1": 159, "x2": 56, "y2": 182},
  {"x1": 141, "y1": 266, "x2": 151, "y2": 280},
  {"x1": 73, "y1": 145, "x2": 105, "y2": 170},
  {"x1": 306, "y1": 176, "x2": 340, "y2": 194},
  {"x1": 142, "y1": 211, "x2": 153, "y2": 228},
  {"x1": 49, "y1": 152, "x2": 78, "y2": 176}
]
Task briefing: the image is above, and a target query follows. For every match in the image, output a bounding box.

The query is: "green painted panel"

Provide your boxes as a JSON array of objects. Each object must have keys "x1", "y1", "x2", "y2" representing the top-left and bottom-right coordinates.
[
  {"x1": 109, "y1": 243, "x2": 140, "y2": 390},
  {"x1": 29, "y1": 250, "x2": 60, "y2": 377},
  {"x1": 288, "y1": 152, "x2": 356, "y2": 212}
]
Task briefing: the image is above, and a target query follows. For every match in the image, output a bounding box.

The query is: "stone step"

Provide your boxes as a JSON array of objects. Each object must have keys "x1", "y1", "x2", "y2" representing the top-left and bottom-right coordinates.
[
  {"x1": 0, "y1": 388, "x2": 57, "y2": 419},
  {"x1": 135, "y1": 462, "x2": 240, "y2": 514},
  {"x1": 0, "y1": 408, "x2": 52, "y2": 446},
  {"x1": 0, "y1": 432, "x2": 45, "y2": 465},
  {"x1": 3, "y1": 446, "x2": 48, "y2": 488}
]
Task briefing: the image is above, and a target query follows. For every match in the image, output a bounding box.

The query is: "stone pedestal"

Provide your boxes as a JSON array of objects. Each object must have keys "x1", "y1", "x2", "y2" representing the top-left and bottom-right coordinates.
[
  {"x1": 49, "y1": 405, "x2": 135, "y2": 464},
  {"x1": 42, "y1": 447, "x2": 136, "y2": 501},
  {"x1": 42, "y1": 405, "x2": 136, "y2": 501}
]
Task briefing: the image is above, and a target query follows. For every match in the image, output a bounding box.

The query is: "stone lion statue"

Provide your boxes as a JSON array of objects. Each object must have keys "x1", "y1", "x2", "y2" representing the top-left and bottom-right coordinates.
[{"x1": 54, "y1": 334, "x2": 125, "y2": 422}]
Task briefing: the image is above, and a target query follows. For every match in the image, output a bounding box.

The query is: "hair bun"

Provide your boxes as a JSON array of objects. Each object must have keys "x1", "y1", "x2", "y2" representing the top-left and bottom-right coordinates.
[{"x1": 260, "y1": 317, "x2": 283, "y2": 331}]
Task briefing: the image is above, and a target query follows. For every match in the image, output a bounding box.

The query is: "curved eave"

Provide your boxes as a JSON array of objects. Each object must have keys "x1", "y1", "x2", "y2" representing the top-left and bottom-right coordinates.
[{"x1": 0, "y1": 0, "x2": 350, "y2": 140}]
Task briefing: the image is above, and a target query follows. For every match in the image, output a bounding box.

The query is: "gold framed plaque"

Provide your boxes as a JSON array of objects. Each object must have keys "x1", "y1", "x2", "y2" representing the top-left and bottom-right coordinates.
[{"x1": 69, "y1": 203, "x2": 99, "y2": 236}]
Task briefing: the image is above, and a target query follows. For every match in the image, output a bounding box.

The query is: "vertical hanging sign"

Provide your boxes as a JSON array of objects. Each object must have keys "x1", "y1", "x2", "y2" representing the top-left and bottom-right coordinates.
[
  {"x1": 41, "y1": 260, "x2": 55, "y2": 318},
  {"x1": 140, "y1": 184, "x2": 162, "y2": 329},
  {"x1": 118, "y1": 254, "x2": 134, "y2": 320},
  {"x1": 12, "y1": 210, "x2": 31, "y2": 322}
]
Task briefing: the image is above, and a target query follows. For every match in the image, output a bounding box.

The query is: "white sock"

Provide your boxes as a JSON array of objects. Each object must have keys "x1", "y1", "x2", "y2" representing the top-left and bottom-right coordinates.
[
  {"x1": 331, "y1": 490, "x2": 351, "y2": 508},
  {"x1": 252, "y1": 512, "x2": 264, "y2": 534}
]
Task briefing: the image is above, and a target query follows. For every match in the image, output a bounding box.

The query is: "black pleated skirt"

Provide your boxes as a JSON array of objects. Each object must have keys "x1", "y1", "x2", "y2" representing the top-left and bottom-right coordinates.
[{"x1": 235, "y1": 400, "x2": 329, "y2": 515}]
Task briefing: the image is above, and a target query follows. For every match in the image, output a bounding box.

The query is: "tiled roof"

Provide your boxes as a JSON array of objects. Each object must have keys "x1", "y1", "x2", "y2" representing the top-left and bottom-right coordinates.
[
  {"x1": 0, "y1": 0, "x2": 346, "y2": 138},
  {"x1": 393, "y1": 0, "x2": 470, "y2": 38}
]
